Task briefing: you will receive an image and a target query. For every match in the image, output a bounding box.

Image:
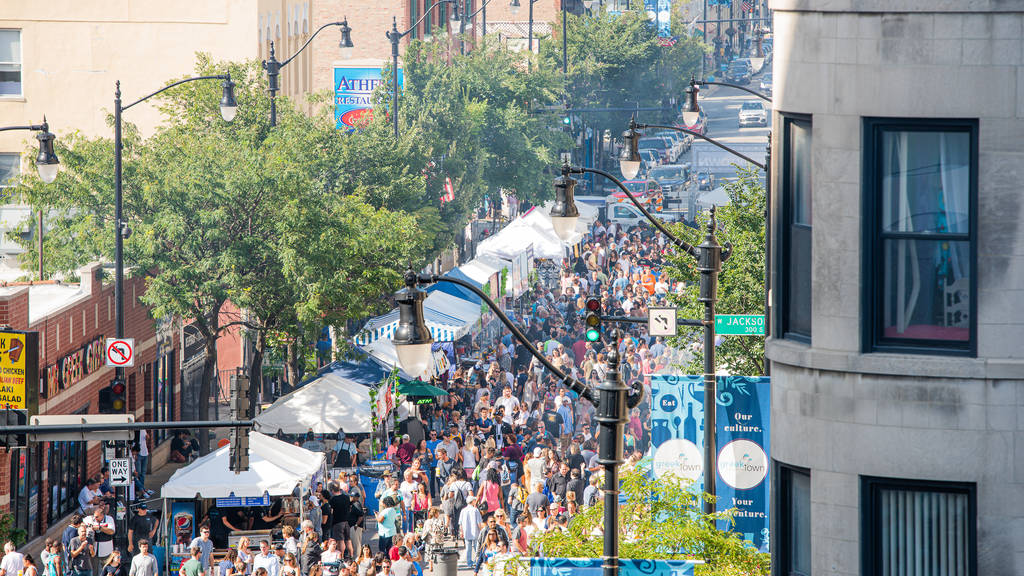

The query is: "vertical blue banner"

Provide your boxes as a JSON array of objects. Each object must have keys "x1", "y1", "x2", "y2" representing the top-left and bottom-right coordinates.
[
  {"x1": 334, "y1": 66, "x2": 403, "y2": 129},
  {"x1": 655, "y1": 0, "x2": 671, "y2": 36},
  {"x1": 647, "y1": 375, "x2": 770, "y2": 552}
]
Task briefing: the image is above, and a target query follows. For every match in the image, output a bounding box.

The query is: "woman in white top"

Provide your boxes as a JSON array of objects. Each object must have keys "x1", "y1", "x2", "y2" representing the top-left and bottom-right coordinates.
[{"x1": 461, "y1": 439, "x2": 477, "y2": 479}]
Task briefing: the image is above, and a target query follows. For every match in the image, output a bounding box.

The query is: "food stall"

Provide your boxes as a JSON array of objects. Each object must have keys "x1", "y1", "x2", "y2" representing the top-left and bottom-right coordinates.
[{"x1": 159, "y1": 431, "x2": 325, "y2": 575}]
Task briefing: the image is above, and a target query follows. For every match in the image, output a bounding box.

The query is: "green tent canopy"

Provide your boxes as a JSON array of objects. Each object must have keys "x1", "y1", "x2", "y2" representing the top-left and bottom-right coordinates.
[{"x1": 397, "y1": 381, "x2": 448, "y2": 397}]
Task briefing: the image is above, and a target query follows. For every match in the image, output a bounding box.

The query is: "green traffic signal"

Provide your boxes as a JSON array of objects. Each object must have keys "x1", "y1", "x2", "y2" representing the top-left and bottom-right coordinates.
[{"x1": 586, "y1": 327, "x2": 601, "y2": 342}]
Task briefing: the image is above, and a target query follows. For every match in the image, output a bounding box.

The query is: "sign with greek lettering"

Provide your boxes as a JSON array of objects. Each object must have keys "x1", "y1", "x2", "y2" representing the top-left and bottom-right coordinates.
[
  {"x1": 647, "y1": 374, "x2": 770, "y2": 552},
  {"x1": 334, "y1": 65, "x2": 402, "y2": 130}
]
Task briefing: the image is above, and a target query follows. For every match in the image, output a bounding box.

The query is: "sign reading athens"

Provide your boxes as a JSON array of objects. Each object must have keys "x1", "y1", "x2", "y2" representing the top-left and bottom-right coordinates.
[{"x1": 0, "y1": 331, "x2": 39, "y2": 412}]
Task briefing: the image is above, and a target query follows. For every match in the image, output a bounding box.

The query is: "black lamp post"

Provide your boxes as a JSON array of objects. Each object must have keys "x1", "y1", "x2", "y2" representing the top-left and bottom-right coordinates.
[
  {"x1": 508, "y1": 0, "x2": 541, "y2": 68},
  {"x1": 456, "y1": 0, "x2": 497, "y2": 53},
  {"x1": 386, "y1": 0, "x2": 455, "y2": 138},
  {"x1": 553, "y1": 161, "x2": 730, "y2": 521},
  {"x1": 392, "y1": 267, "x2": 644, "y2": 576},
  {"x1": 0, "y1": 121, "x2": 60, "y2": 281},
  {"x1": 262, "y1": 19, "x2": 354, "y2": 127},
  {"x1": 111, "y1": 73, "x2": 235, "y2": 556}
]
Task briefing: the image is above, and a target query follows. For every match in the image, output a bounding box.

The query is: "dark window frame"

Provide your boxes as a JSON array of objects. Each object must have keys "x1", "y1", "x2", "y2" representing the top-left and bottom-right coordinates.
[
  {"x1": 776, "y1": 112, "x2": 812, "y2": 343},
  {"x1": 773, "y1": 461, "x2": 811, "y2": 576},
  {"x1": 861, "y1": 117, "x2": 978, "y2": 356},
  {"x1": 860, "y1": 475, "x2": 977, "y2": 576}
]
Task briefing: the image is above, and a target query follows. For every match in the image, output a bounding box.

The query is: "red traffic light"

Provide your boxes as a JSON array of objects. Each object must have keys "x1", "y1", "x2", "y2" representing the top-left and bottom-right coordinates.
[
  {"x1": 111, "y1": 382, "x2": 125, "y2": 395},
  {"x1": 585, "y1": 298, "x2": 601, "y2": 312}
]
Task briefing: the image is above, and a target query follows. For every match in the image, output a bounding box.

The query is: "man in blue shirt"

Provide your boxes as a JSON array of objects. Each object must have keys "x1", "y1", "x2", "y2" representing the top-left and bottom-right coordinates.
[{"x1": 556, "y1": 398, "x2": 574, "y2": 447}]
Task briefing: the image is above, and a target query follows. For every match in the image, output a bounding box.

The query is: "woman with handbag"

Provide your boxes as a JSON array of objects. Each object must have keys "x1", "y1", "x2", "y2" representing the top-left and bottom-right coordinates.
[{"x1": 474, "y1": 468, "x2": 503, "y2": 521}]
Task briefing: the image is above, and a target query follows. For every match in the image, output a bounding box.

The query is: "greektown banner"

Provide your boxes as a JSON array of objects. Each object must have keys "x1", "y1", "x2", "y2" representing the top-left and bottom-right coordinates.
[
  {"x1": 526, "y1": 558, "x2": 701, "y2": 576},
  {"x1": 334, "y1": 65, "x2": 403, "y2": 129},
  {"x1": 647, "y1": 374, "x2": 770, "y2": 552}
]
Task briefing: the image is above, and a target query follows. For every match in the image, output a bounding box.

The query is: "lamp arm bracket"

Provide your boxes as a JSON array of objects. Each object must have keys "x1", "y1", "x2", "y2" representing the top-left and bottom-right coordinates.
[
  {"x1": 0, "y1": 125, "x2": 45, "y2": 133},
  {"x1": 281, "y1": 22, "x2": 348, "y2": 68},
  {"x1": 416, "y1": 273, "x2": 596, "y2": 404},
  {"x1": 697, "y1": 80, "x2": 772, "y2": 102},
  {"x1": 467, "y1": 0, "x2": 495, "y2": 20},
  {"x1": 721, "y1": 241, "x2": 733, "y2": 263},
  {"x1": 569, "y1": 164, "x2": 698, "y2": 258},
  {"x1": 123, "y1": 74, "x2": 232, "y2": 112},
  {"x1": 636, "y1": 123, "x2": 767, "y2": 171}
]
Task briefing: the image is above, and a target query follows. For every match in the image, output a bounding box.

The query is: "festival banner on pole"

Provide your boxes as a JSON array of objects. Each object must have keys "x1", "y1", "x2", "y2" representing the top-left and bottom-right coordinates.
[{"x1": 647, "y1": 374, "x2": 770, "y2": 552}]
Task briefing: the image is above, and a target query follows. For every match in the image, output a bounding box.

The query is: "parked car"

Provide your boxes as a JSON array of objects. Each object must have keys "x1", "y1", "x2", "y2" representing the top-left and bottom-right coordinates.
[
  {"x1": 738, "y1": 101, "x2": 768, "y2": 127},
  {"x1": 697, "y1": 170, "x2": 715, "y2": 191},
  {"x1": 726, "y1": 61, "x2": 752, "y2": 84},
  {"x1": 759, "y1": 73, "x2": 773, "y2": 97},
  {"x1": 638, "y1": 148, "x2": 661, "y2": 168},
  {"x1": 654, "y1": 130, "x2": 691, "y2": 155},
  {"x1": 638, "y1": 135, "x2": 676, "y2": 164}
]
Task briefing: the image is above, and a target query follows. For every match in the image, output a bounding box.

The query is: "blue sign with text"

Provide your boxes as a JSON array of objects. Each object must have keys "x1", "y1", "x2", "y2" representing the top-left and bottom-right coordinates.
[
  {"x1": 647, "y1": 374, "x2": 770, "y2": 552},
  {"x1": 334, "y1": 66, "x2": 403, "y2": 129},
  {"x1": 214, "y1": 494, "x2": 270, "y2": 508}
]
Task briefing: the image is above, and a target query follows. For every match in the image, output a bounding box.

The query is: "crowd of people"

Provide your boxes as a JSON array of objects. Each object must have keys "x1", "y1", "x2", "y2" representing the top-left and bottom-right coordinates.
[
  {"x1": 347, "y1": 221, "x2": 690, "y2": 574},
  {"x1": 25, "y1": 221, "x2": 686, "y2": 576}
]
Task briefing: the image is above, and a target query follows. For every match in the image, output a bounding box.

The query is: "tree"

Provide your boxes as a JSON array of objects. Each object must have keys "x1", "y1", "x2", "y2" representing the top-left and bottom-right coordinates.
[
  {"x1": 533, "y1": 467, "x2": 769, "y2": 575},
  {"x1": 664, "y1": 168, "x2": 766, "y2": 376}
]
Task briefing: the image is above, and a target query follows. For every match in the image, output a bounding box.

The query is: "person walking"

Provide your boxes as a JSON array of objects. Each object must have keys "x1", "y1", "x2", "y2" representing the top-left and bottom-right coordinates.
[
  {"x1": 252, "y1": 542, "x2": 280, "y2": 576},
  {"x1": 0, "y1": 542, "x2": 25, "y2": 576},
  {"x1": 457, "y1": 497, "x2": 483, "y2": 569},
  {"x1": 374, "y1": 497, "x2": 399, "y2": 555},
  {"x1": 68, "y1": 526, "x2": 95, "y2": 576},
  {"x1": 181, "y1": 548, "x2": 204, "y2": 576}
]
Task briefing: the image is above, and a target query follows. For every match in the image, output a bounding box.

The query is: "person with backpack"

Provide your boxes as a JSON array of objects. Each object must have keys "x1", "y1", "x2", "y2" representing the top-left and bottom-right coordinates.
[{"x1": 506, "y1": 483, "x2": 527, "y2": 527}]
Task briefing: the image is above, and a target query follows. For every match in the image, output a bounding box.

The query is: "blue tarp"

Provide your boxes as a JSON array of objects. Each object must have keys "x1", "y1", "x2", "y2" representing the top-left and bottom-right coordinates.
[
  {"x1": 299, "y1": 357, "x2": 402, "y2": 389},
  {"x1": 425, "y1": 267, "x2": 482, "y2": 305}
]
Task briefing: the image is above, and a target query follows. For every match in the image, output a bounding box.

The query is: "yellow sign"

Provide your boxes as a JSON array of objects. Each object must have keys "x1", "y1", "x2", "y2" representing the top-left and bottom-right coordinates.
[{"x1": 0, "y1": 332, "x2": 28, "y2": 409}]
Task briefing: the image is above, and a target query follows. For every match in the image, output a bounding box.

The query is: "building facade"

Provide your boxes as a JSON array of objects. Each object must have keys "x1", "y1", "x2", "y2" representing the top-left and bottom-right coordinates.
[
  {"x1": 0, "y1": 263, "x2": 180, "y2": 540},
  {"x1": 767, "y1": 1, "x2": 1024, "y2": 575}
]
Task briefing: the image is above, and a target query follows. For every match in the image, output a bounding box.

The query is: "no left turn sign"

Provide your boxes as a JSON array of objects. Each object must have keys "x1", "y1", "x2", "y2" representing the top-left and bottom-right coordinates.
[{"x1": 106, "y1": 338, "x2": 135, "y2": 367}]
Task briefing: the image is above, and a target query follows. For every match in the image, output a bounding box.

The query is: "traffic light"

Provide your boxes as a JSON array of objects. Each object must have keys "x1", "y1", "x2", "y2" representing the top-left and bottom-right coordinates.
[
  {"x1": 98, "y1": 379, "x2": 126, "y2": 414},
  {"x1": 584, "y1": 297, "x2": 602, "y2": 342},
  {"x1": 229, "y1": 374, "x2": 250, "y2": 472}
]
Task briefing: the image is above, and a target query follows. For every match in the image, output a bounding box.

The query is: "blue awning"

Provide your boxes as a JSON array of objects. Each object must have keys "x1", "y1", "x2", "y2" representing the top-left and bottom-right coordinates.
[{"x1": 425, "y1": 267, "x2": 482, "y2": 305}]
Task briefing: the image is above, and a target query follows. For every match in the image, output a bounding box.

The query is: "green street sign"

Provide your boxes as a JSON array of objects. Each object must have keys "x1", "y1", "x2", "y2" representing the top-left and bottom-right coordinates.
[{"x1": 715, "y1": 314, "x2": 765, "y2": 336}]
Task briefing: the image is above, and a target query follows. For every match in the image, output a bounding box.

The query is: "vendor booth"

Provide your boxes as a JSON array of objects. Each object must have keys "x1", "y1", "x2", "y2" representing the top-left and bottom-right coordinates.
[
  {"x1": 254, "y1": 365, "x2": 375, "y2": 434},
  {"x1": 159, "y1": 432, "x2": 325, "y2": 576}
]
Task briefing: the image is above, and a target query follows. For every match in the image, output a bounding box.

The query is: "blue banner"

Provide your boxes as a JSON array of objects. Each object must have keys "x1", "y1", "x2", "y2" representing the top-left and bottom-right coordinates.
[
  {"x1": 214, "y1": 494, "x2": 270, "y2": 508},
  {"x1": 647, "y1": 375, "x2": 770, "y2": 552},
  {"x1": 529, "y1": 558, "x2": 701, "y2": 576},
  {"x1": 334, "y1": 66, "x2": 403, "y2": 129}
]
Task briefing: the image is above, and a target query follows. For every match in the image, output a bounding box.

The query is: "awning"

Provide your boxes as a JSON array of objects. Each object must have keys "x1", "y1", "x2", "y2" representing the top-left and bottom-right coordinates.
[
  {"x1": 254, "y1": 363, "x2": 374, "y2": 434},
  {"x1": 425, "y1": 267, "x2": 482, "y2": 305},
  {"x1": 460, "y1": 255, "x2": 509, "y2": 286},
  {"x1": 354, "y1": 290, "x2": 481, "y2": 346},
  {"x1": 160, "y1": 432, "x2": 324, "y2": 498}
]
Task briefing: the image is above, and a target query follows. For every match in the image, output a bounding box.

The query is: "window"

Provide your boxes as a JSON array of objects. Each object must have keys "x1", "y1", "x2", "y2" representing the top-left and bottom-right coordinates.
[
  {"x1": 0, "y1": 30, "x2": 21, "y2": 96},
  {"x1": 411, "y1": 0, "x2": 420, "y2": 39},
  {"x1": 0, "y1": 153, "x2": 19, "y2": 188},
  {"x1": 862, "y1": 118, "x2": 977, "y2": 355},
  {"x1": 861, "y1": 476, "x2": 976, "y2": 576},
  {"x1": 775, "y1": 464, "x2": 810, "y2": 576},
  {"x1": 48, "y1": 439, "x2": 88, "y2": 524},
  {"x1": 777, "y1": 114, "x2": 811, "y2": 341}
]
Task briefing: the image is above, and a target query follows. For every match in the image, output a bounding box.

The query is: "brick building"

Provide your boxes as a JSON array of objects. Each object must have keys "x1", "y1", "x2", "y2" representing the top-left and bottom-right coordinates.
[{"x1": 0, "y1": 263, "x2": 180, "y2": 541}]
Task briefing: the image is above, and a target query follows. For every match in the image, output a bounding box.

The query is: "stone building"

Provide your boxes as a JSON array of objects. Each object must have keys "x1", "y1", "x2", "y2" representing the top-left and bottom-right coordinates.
[{"x1": 767, "y1": 1, "x2": 1024, "y2": 575}]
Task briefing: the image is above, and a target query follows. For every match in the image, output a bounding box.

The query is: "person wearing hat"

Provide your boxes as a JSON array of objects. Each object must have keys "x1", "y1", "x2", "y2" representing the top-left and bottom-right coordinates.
[{"x1": 127, "y1": 505, "x2": 155, "y2": 554}]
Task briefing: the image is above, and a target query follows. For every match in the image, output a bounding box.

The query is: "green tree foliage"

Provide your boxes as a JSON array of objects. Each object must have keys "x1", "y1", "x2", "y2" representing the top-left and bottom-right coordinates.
[
  {"x1": 533, "y1": 467, "x2": 769, "y2": 575},
  {"x1": 537, "y1": 8, "x2": 703, "y2": 137},
  {"x1": 664, "y1": 168, "x2": 766, "y2": 375}
]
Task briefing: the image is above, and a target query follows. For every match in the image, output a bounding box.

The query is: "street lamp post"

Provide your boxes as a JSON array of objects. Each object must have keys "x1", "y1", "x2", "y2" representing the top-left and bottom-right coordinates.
[
  {"x1": 554, "y1": 154, "x2": 734, "y2": 517},
  {"x1": 386, "y1": 0, "x2": 455, "y2": 138},
  {"x1": 111, "y1": 76, "x2": 236, "y2": 551},
  {"x1": 508, "y1": 0, "x2": 540, "y2": 68},
  {"x1": 0, "y1": 121, "x2": 60, "y2": 280},
  {"x1": 391, "y1": 267, "x2": 644, "y2": 576},
  {"x1": 262, "y1": 20, "x2": 354, "y2": 127},
  {"x1": 457, "y1": 0, "x2": 496, "y2": 53}
]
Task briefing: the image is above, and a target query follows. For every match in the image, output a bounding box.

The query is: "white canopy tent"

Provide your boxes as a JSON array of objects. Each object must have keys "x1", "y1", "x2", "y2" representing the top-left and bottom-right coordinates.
[
  {"x1": 477, "y1": 208, "x2": 569, "y2": 261},
  {"x1": 160, "y1": 432, "x2": 324, "y2": 498},
  {"x1": 460, "y1": 255, "x2": 509, "y2": 286},
  {"x1": 354, "y1": 290, "x2": 481, "y2": 346},
  {"x1": 253, "y1": 367, "x2": 375, "y2": 434}
]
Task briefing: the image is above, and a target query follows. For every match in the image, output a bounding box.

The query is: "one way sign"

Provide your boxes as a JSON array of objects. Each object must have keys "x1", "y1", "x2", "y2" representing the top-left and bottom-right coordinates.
[{"x1": 109, "y1": 458, "x2": 130, "y2": 487}]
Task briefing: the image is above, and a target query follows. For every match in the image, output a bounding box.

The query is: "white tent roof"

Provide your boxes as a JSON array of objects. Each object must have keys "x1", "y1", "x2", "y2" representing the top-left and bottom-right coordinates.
[
  {"x1": 697, "y1": 187, "x2": 731, "y2": 208},
  {"x1": 477, "y1": 208, "x2": 570, "y2": 261},
  {"x1": 354, "y1": 290, "x2": 481, "y2": 346},
  {"x1": 160, "y1": 432, "x2": 323, "y2": 498},
  {"x1": 254, "y1": 368, "x2": 374, "y2": 434},
  {"x1": 460, "y1": 255, "x2": 509, "y2": 285}
]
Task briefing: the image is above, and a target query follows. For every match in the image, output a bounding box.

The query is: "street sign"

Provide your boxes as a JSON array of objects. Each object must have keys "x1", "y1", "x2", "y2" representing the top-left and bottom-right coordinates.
[
  {"x1": 109, "y1": 458, "x2": 130, "y2": 487},
  {"x1": 105, "y1": 338, "x2": 134, "y2": 367},
  {"x1": 715, "y1": 314, "x2": 765, "y2": 336},
  {"x1": 649, "y1": 307, "x2": 678, "y2": 336},
  {"x1": 29, "y1": 414, "x2": 135, "y2": 442}
]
